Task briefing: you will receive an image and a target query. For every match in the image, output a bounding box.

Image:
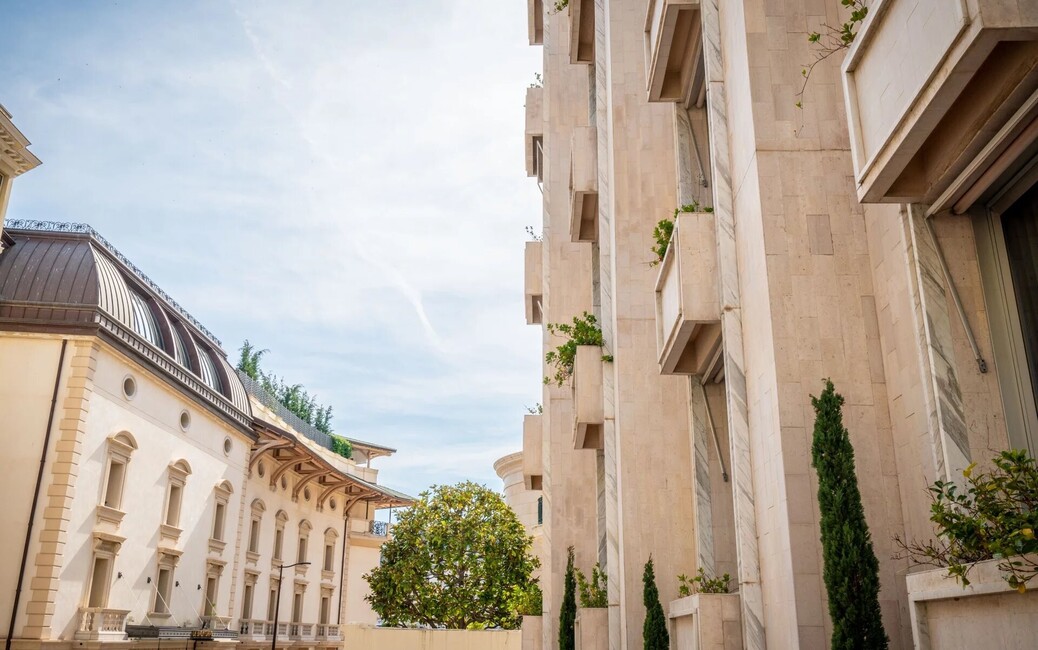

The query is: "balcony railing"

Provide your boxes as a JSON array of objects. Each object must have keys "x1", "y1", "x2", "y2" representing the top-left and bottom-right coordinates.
[
  {"x1": 315, "y1": 624, "x2": 342, "y2": 641},
  {"x1": 238, "y1": 619, "x2": 271, "y2": 639},
  {"x1": 75, "y1": 607, "x2": 129, "y2": 641},
  {"x1": 369, "y1": 520, "x2": 389, "y2": 536},
  {"x1": 200, "y1": 615, "x2": 230, "y2": 631},
  {"x1": 288, "y1": 623, "x2": 315, "y2": 640}
]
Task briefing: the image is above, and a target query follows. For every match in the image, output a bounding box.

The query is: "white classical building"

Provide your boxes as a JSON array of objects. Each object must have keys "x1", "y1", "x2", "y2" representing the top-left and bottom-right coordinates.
[{"x1": 0, "y1": 221, "x2": 411, "y2": 650}]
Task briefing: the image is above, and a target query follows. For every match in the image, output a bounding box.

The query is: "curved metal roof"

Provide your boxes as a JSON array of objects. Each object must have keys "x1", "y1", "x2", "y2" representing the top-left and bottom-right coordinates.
[{"x1": 0, "y1": 221, "x2": 252, "y2": 420}]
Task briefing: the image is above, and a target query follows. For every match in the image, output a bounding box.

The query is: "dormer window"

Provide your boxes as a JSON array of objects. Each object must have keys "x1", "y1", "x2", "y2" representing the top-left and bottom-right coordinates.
[
  {"x1": 196, "y1": 341, "x2": 223, "y2": 392},
  {"x1": 169, "y1": 321, "x2": 192, "y2": 369},
  {"x1": 129, "y1": 290, "x2": 163, "y2": 348}
]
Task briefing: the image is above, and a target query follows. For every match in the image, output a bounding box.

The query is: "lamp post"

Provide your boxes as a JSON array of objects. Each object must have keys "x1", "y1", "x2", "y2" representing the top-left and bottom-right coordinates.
[{"x1": 270, "y1": 562, "x2": 310, "y2": 650}]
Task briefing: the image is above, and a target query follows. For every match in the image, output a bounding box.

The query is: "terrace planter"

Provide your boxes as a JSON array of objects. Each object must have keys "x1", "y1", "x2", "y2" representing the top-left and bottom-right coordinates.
[
  {"x1": 667, "y1": 593, "x2": 742, "y2": 650},
  {"x1": 574, "y1": 608, "x2": 607, "y2": 650},
  {"x1": 645, "y1": 0, "x2": 703, "y2": 103},
  {"x1": 573, "y1": 345, "x2": 604, "y2": 450},
  {"x1": 569, "y1": 126, "x2": 599, "y2": 243},
  {"x1": 654, "y1": 210, "x2": 722, "y2": 377},
  {"x1": 522, "y1": 615, "x2": 543, "y2": 650},
  {"x1": 906, "y1": 556, "x2": 1038, "y2": 650},
  {"x1": 525, "y1": 240, "x2": 544, "y2": 325},
  {"x1": 523, "y1": 414, "x2": 544, "y2": 490},
  {"x1": 842, "y1": 0, "x2": 1038, "y2": 204}
]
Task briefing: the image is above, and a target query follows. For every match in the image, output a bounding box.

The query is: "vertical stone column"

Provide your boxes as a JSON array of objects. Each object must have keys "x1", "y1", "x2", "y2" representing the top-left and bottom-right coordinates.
[
  {"x1": 690, "y1": 379, "x2": 715, "y2": 578},
  {"x1": 23, "y1": 340, "x2": 98, "y2": 640},
  {"x1": 906, "y1": 205, "x2": 972, "y2": 481},
  {"x1": 700, "y1": 0, "x2": 766, "y2": 647}
]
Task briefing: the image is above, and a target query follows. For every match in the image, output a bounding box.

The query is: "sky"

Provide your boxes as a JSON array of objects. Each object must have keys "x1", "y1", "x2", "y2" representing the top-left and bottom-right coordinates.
[{"x1": 1, "y1": 1, "x2": 544, "y2": 501}]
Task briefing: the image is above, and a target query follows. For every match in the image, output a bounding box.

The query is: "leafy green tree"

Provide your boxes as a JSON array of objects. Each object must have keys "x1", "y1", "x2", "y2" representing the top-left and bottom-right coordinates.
[
  {"x1": 642, "y1": 556, "x2": 668, "y2": 650},
  {"x1": 364, "y1": 482, "x2": 538, "y2": 629},
  {"x1": 559, "y1": 547, "x2": 576, "y2": 650},
  {"x1": 237, "y1": 340, "x2": 268, "y2": 380},
  {"x1": 811, "y1": 379, "x2": 888, "y2": 649}
]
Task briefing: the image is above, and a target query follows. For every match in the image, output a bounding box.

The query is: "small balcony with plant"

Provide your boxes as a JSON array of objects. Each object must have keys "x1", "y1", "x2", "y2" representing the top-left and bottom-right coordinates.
[
  {"x1": 652, "y1": 203, "x2": 722, "y2": 377},
  {"x1": 838, "y1": 0, "x2": 1038, "y2": 204},
  {"x1": 667, "y1": 569, "x2": 741, "y2": 648},
  {"x1": 569, "y1": 126, "x2": 599, "y2": 243},
  {"x1": 645, "y1": 0, "x2": 704, "y2": 103},
  {"x1": 544, "y1": 312, "x2": 610, "y2": 450}
]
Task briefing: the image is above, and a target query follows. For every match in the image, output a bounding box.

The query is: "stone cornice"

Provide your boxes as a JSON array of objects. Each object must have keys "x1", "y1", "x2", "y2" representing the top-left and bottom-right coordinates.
[{"x1": 0, "y1": 109, "x2": 41, "y2": 177}]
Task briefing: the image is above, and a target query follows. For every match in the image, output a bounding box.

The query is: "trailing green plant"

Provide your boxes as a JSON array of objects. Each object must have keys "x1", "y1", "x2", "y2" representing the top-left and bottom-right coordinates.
[
  {"x1": 642, "y1": 557, "x2": 669, "y2": 650},
  {"x1": 811, "y1": 379, "x2": 888, "y2": 650},
  {"x1": 894, "y1": 449, "x2": 1038, "y2": 592},
  {"x1": 551, "y1": 0, "x2": 569, "y2": 13},
  {"x1": 576, "y1": 563, "x2": 608, "y2": 608},
  {"x1": 512, "y1": 580, "x2": 543, "y2": 616},
  {"x1": 530, "y1": 73, "x2": 543, "y2": 89},
  {"x1": 650, "y1": 202, "x2": 714, "y2": 266},
  {"x1": 559, "y1": 547, "x2": 577, "y2": 650},
  {"x1": 795, "y1": 0, "x2": 869, "y2": 124},
  {"x1": 544, "y1": 312, "x2": 605, "y2": 386},
  {"x1": 525, "y1": 403, "x2": 543, "y2": 415},
  {"x1": 677, "y1": 567, "x2": 731, "y2": 596},
  {"x1": 525, "y1": 225, "x2": 542, "y2": 241}
]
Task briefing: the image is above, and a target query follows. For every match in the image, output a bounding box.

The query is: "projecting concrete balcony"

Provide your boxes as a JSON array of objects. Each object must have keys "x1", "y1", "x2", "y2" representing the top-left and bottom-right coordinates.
[
  {"x1": 842, "y1": 0, "x2": 1038, "y2": 205},
  {"x1": 906, "y1": 556, "x2": 1038, "y2": 649},
  {"x1": 523, "y1": 414, "x2": 544, "y2": 490},
  {"x1": 569, "y1": 127, "x2": 599, "y2": 243},
  {"x1": 526, "y1": 86, "x2": 545, "y2": 180},
  {"x1": 315, "y1": 624, "x2": 342, "y2": 642},
  {"x1": 645, "y1": 0, "x2": 704, "y2": 104},
  {"x1": 528, "y1": 0, "x2": 543, "y2": 45},
  {"x1": 569, "y1": 0, "x2": 595, "y2": 64},
  {"x1": 525, "y1": 241, "x2": 544, "y2": 325},
  {"x1": 573, "y1": 345, "x2": 604, "y2": 450},
  {"x1": 668, "y1": 593, "x2": 742, "y2": 649},
  {"x1": 654, "y1": 211, "x2": 722, "y2": 377},
  {"x1": 75, "y1": 607, "x2": 129, "y2": 641}
]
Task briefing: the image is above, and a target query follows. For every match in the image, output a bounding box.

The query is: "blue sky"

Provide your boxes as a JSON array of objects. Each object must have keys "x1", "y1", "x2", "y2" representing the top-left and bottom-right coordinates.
[{"x1": 1, "y1": 1, "x2": 543, "y2": 500}]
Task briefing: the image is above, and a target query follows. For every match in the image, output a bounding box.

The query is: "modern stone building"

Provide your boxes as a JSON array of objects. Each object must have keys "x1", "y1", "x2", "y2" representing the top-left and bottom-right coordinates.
[
  {"x1": 0, "y1": 221, "x2": 411, "y2": 650},
  {"x1": 518, "y1": 0, "x2": 1038, "y2": 648}
]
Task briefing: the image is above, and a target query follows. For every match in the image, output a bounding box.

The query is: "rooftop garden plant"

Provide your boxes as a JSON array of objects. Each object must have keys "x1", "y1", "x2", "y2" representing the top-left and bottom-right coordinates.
[
  {"x1": 677, "y1": 568, "x2": 731, "y2": 596},
  {"x1": 895, "y1": 449, "x2": 1038, "y2": 592},
  {"x1": 651, "y1": 201, "x2": 713, "y2": 266},
  {"x1": 576, "y1": 563, "x2": 608, "y2": 608},
  {"x1": 544, "y1": 312, "x2": 608, "y2": 386},
  {"x1": 237, "y1": 340, "x2": 351, "y2": 459}
]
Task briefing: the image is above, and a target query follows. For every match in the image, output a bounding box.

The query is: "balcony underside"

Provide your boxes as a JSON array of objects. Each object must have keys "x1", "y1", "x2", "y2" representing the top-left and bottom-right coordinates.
[{"x1": 646, "y1": 0, "x2": 704, "y2": 105}]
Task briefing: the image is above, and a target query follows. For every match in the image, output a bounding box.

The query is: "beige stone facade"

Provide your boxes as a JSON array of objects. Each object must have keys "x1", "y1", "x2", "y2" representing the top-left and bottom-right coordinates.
[
  {"x1": 518, "y1": 0, "x2": 1038, "y2": 648},
  {"x1": 0, "y1": 223, "x2": 411, "y2": 650}
]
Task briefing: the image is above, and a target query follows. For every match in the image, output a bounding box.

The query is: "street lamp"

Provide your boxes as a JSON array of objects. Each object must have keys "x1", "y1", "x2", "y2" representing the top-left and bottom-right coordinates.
[{"x1": 270, "y1": 562, "x2": 310, "y2": 650}]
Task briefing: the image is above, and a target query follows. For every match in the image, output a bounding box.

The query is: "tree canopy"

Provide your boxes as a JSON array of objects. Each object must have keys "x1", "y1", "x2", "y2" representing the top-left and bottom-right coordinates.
[{"x1": 364, "y1": 481, "x2": 538, "y2": 629}]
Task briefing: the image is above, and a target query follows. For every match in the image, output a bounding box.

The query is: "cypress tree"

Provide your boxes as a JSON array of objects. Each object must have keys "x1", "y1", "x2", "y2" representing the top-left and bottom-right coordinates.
[
  {"x1": 642, "y1": 556, "x2": 669, "y2": 650},
  {"x1": 811, "y1": 379, "x2": 888, "y2": 650},
  {"x1": 559, "y1": 546, "x2": 576, "y2": 650}
]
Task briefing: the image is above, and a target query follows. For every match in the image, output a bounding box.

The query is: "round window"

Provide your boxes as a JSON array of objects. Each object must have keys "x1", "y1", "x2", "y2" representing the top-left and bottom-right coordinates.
[
  {"x1": 257, "y1": 462, "x2": 266, "y2": 478},
  {"x1": 280, "y1": 476, "x2": 288, "y2": 490},
  {"x1": 329, "y1": 498, "x2": 337, "y2": 511},
  {"x1": 122, "y1": 376, "x2": 137, "y2": 399},
  {"x1": 303, "y1": 487, "x2": 312, "y2": 502},
  {"x1": 223, "y1": 437, "x2": 232, "y2": 455},
  {"x1": 180, "y1": 410, "x2": 191, "y2": 431}
]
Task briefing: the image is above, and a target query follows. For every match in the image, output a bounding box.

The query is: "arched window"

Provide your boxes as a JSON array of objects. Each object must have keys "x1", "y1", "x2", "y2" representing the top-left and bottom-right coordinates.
[
  {"x1": 161, "y1": 460, "x2": 192, "y2": 543},
  {"x1": 209, "y1": 480, "x2": 234, "y2": 554},
  {"x1": 273, "y1": 510, "x2": 288, "y2": 561},
  {"x1": 98, "y1": 432, "x2": 137, "y2": 525},
  {"x1": 322, "y1": 528, "x2": 339, "y2": 576},
  {"x1": 247, "y1": 499, "x2": 266, "y2": 561},
  {"x1": 297, "y1": 520, "x2": 312, "y2": 564}
]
